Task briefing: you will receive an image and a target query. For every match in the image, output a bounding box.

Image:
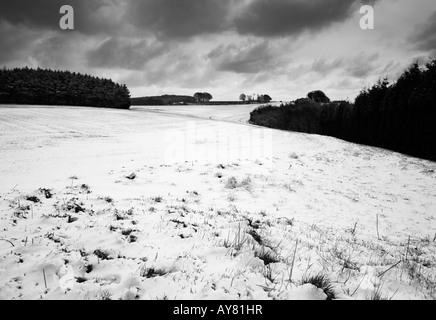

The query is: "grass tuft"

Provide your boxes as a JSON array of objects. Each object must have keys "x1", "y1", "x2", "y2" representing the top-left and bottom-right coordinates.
[
  {"x1": 247, "y1": 229, "x2": 263, "y2": 245},
  {"x1": 301, "y1": 274, "x2": 336, "y2": 300},
  {"x1": 94, "y1": 249, "x2": 112, "y2": 261},
  {"x1": 255, "y1": 247, "x2": 280, "y2": 266},
  {"x1": 140, "y1": 265, "x2": 168, "y2": 278},
  {"x1": 25, "y1": 196, "x2": 40, "y2": 203}
]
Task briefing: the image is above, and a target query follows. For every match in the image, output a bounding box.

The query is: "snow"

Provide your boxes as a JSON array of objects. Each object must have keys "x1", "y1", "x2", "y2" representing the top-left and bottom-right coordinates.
[{"x1": 0, "y1": 104, "x2": 435, "y2": 300}]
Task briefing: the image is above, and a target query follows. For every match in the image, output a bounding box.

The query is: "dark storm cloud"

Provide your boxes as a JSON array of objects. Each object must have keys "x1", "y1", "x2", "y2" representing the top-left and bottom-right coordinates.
[
  {"x1": 411, "y1": 11, "x2": 436, "y2": 56},
  {"x1": 0, "y1": 0, "x2": 59, "y2": 29},
  {"x1": 0, "y1": 0, "x2": 386, "y2": 82},
  {"x1": 126, "y1": 0, "x2": 232, "y2": 40},
  {"x1": 0, "y1": 0, "x2": 232, "y2": 41},
  {"x1": 0, "y1": 0, "x2": 135, "y2": 66},
  {"x1": 0, "y1": 0, "x2": 120, "y2": 35},
  {"x1": 87, "y1": 37, "x2": 169, "y2": 70},
  {"x1": 0, "y1": 0, "x2": 381, "y2": 44},
  {"x1": 0, "y1": 22, "x2": 37, "y2": 64},
  {"x1": 233, "y1": 0, "x2": 375, "y2": 37}
]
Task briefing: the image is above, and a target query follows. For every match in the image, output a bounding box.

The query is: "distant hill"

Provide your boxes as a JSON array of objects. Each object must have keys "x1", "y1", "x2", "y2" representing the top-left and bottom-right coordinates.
[{"x1": 131, "y1": 95, "x2": 195, "y2": 106}]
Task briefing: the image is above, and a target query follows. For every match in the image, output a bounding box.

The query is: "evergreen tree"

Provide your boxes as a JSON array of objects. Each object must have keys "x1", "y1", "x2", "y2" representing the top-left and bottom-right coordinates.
[{"x1": 0, "y1": 67, "x2": 131, "y2": 109}]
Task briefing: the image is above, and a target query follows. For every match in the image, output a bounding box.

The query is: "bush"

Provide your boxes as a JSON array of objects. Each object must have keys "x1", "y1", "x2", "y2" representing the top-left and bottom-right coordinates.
[{"x1": 249, "y1": 99, "x2": 322, "y2": 134}]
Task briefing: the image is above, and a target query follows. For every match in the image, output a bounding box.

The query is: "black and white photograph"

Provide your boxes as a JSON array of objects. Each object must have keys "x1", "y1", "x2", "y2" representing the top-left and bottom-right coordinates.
[{"x1": 0, "y1": 0, "x2": 435, "y2": 304}]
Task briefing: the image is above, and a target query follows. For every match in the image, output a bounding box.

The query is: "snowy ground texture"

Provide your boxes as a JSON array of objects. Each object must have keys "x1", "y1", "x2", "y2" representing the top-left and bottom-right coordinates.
[{"x1": 0, "y1": 104, "x2": 435, "y2": 300}]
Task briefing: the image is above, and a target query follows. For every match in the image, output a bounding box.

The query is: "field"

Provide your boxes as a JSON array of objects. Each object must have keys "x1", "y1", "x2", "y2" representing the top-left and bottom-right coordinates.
[{"x1": 0, "y1": 104, "x2": 435, "y2": 300}]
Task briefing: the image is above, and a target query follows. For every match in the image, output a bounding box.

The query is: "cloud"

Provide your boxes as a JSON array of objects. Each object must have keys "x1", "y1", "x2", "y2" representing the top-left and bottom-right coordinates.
[
  {"x1": 0, "y1": 21, "x2": 89, "y2": 68},
  {"x1": 115, "y1": 45, "x2": 215, "y2": 90},
  {"x1": 87, "y1": 37, "x2": 169, "y2": 70},
  {"x1": 0, "y1": 0, "x2": 380, "y2": 41},
  {"x1": 0, "y1": 22, "x2": 39, "y2": 64},
  {"x1": 233, "y1": 0, "x2": 370, "y2": 38},
  {"x1": 343, "y1": 52, "x2": 380, "y2": 78},
  {"x1": 311, "y1": 58, "x2": 343, "y2": 75},
  {"x1": 0, "y1": 0, "x2": 431, "y2": 102},
  {"x1": 411, "y1": 11, "x2": 436, "y2": 56},
  {"x1": 0, "y1": 0, "x2": 58, "y2": 29},
  {"x1": 31, "y1": 33, "x2": 93, "y2": 70},
  {"x1": 126, "y1": 0, "x2": 233, "y2": 40},
  {"x1": 0, "y1": 0, "x2": 125, "y2": 35},
  {"x1": 207, "y1": 40, "x2": 282, "y2": 74},
  {"x1": 309, "y1": 52, "x2": 381, "y2": 79}
]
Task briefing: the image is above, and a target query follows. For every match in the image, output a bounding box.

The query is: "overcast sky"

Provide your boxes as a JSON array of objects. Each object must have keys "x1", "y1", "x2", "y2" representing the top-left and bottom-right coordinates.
[{"x1": 1, "y1": 0, "x2": 435, "y2": 101}]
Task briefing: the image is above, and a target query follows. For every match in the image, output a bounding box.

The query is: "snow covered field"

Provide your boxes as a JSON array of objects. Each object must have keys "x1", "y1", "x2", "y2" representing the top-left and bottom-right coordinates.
[{"x1": 0, "y1": 104, "x2": 435, "y2": 300}]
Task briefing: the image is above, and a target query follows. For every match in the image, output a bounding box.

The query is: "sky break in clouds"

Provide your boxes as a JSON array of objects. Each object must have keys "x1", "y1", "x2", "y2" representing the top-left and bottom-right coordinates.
[{"x1": 1, "y1": 0, "x2": 436, "y2": 101}]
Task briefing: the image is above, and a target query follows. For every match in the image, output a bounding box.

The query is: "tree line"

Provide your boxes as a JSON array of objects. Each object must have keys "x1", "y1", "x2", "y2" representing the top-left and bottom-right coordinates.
[
  {"x1": 131, "y1": 92, "x2": 274, "y2": 106},
  {"x1": 0, "y1": 67, "x2": 131, "y2": 109},
  {"x1": 131, "y1": 95, "x2": 195, "y2": 106},
  {"x1": 250, "y1": 60, "x2": 436, "y2": 161},
  {"x1": 239, "y1": 93, "x2": 272, "y2": 103}
]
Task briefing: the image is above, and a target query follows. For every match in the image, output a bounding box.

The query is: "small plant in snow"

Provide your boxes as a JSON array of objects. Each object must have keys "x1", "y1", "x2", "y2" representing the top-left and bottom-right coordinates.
[
  {"x1": 25, "y1": 195, "x2": 40, "y2": 203},
  {"x1": 255, "y1": 247, "x2": 280, "y2": 265},
  {"x1": 223, "y1": 224, "x2": 250, "y2": 252},
  {"x1": 301, "y1": 274, "x2": 336, "y2": 300},
  {"x1": 140, "y1": 263, "x2": 168, "y2": 278},
  {"x1": 100, "y1": 290, "x2": 113, "y2": 300},
  {"x1": 225, "y1": 176, "x2": 252, "y2": 191},
  {"x1": 368, "y1": 284, "x2": 390, "y2": 300},
  {"x1": 239, "y1": 177, "x2": 252, "y2": 191},
  {"x1": 101, "y1": 196, "x2": 113, "y2": 203},
  {"x1": 121, "y1": 229, "x2": 133, "y2": 236},
  {"x1": 94, "y1": 249, "x2": 112, "y2": 261},
  {"x1": 247, "y1": 229, "x2": 263, "y2": 245},
  {"x1": 39, "y1": 188, "x2": 53, "y2": 199},
  {"x1": 289, "y1": 152, "x2": 299, "y2": 160},
  {"x1": 225, "y1": 177, "x2": 238, "y2": 189},
  {"x1": 263, "y1": 264, "x2": 276, "y2": 283},
  {"x1": 152, "y1": 196, "x2": 163, "y2": 203},
  {"x1": 128, "y1": 234, "x2": 138, "y2": 243},
  {"x1": 80, "y1": 184, "x2": 91, "y2": 194},
  {"x1": 115, "y1": 211, "x2": 128, "y2": 220},
  {"x1": 67, "y1": 215, "x2": 79, "y2": 223}
]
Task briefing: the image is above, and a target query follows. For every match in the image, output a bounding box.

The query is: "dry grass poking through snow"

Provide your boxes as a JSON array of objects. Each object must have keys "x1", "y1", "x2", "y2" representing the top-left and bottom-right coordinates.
[{"x1": 0, "y1": 158, "x2": 435, "y2": 300}]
